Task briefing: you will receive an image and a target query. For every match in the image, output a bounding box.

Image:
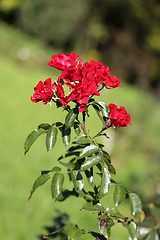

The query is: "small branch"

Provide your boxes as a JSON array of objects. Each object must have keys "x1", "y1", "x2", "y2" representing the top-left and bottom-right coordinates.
[
  {"x1": 80, "y1": 111, "x2": 87, "y2": 135},
  {"x1": 92, "y1": 125, "x2": 111, "y2": 139}
]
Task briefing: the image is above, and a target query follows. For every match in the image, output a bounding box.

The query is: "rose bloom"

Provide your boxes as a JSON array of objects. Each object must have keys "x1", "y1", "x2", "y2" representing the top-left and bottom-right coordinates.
[
  {"x1": 82, "y1": 60, "x2": 122, "y2": 88},
  {"x1": 31, "y1": 78, "x2": 56, "y2": 104},
  {"x1": 47, "y1": 52, "x2": 79, "y2": 70},
  {"x1": 108, "y1": 103, "x2": 131, "y2": 127}
]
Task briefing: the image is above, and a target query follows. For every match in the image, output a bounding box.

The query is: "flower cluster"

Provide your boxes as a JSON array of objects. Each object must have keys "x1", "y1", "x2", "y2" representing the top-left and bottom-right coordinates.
[{"x1": 31, "y1": 52, "x2": 131, "y2": 127}]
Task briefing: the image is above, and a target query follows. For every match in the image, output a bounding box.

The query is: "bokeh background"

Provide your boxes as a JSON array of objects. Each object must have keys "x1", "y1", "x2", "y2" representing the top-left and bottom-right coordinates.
[{"x1": 0, "y1": 0, "x2": 160, "y2": 239}]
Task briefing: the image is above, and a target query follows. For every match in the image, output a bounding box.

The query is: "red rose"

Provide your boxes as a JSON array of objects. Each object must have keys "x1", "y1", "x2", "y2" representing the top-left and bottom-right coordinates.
[
  {"x1": 105, "y1": 75, "x2": 122, "y2": 88},
  {"x1": 47, "y1": 52, "x2": 79, "y2": 70},
  {"x1": 108, "y1": 103, "x2": 131, "y2": 127},
  {"x1": 31, "y1": 78, "x2": 56, "y2": 104}
]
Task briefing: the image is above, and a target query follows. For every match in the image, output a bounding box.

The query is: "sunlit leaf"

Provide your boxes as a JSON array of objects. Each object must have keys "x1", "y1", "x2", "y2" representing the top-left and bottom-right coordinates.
[
  {"x1": 62, "y1": 126, "x2": 71, "y2": 146},
  {"x1": 24, "y1": 128, "x2": 45, "y2": 154},
  {"x1": 74, "y1": 122, "x2": 81, "y2": 135},
  {"x1": 138, "y1": 210, "x2": 145, "y2": 224},
  {"x1": 65, "y1": 108, "x2": 78, "y2": 129},
  {"x1": 81, "y1": 155, "x2": 102, "y2": 171},
  {"x1": 79, "y1": 144, "x2": 99, "y2": 158},
  {"x1": 46, "y1": 126, "x2": 58, "y2": 151},
  {"x1": 70, "y1": 171, "x2": 84, "y2": 193},
  {"x1": 85, "y1": 169, "x2": 94, "y2": 186},
  {"x1": 28, "y1": 174, "x2": 50, "y2": 201},
  {"x1": 105, "y1": 207, "x2": 124, "y2": 219},
  {"x1": 122, "y1": 221, "x2": 140, "y2": 240},
  {"x1": 113, "y1": 185, "x2": 126, "y2": 206},
  {"x1": 74, "y1": 135, "x2": 93, "y2": 145},
  {"x1": 129, "y1": 193, "x2": 142, "y2": 217},
  {"x1": 97, "y1": 168, "x2": 111, "y2": 199},
  {"x1": 98, "y1": 101, "x2": 109, "y2": 121},
  {"x1": 82, "y1": 202, "x2": 104, "y2": 212},
  {"x1": 51, "y1": 173, "x2": 64, "y2": 199}
]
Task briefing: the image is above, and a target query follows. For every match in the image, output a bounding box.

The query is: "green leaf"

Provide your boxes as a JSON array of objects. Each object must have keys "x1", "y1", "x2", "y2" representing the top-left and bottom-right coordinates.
[
  {"x1": 41, "y1": 166, "x2": 61, "y2": 175},
  {"x1": 28, "y1": 174, "x2": 50, "y2": 201},
  {"x1": 62, "y1": 126, "x2": 71, "y2": 146},
  {"x1": 46, "y1": 126, "x2": 58, "y2": 151},
  {"x1": 97, "y1": 168, "x2": 111, "y2": 199},
  {"x1": 74, "y1": 122, "x2": 81, "y2": 135},
  {"x1": 65, "y1": 108, "x2": 78, "y2": 129},
  {"x1": 59, "y1": 161, "x2": 75, "y2": 169},
  {"x1": 122, "y1": 221, "x2": 140, "y2": 240},
  {"x1": 81, "y1": 155, "x2": 102, "y2": 171},
  {"x1": 129, "y1": 193, "x2": 142, "y2": 217},
  {"x1": 70, "y1": 171, "x2": 84, "y2": 193},
  {"x1": 74, "y1": 135, "x2": 93, "y2": 145},
  {"x1": 138, "y1": 210, "x2": 145, "y2": 224},
  {"x1": 67, "y1": 145, "x2": 84, "y2": 153},
  {"x1": 103, "y1": 151, "x2": 116, "y2": 175},
  {"x1": 38, "y1": 123, "x2": 51, "y2": 130},
  {"x1": 58, "y1": 151, "x2": 80, "y2": 161},
  {"x1": 85, "y1": 169, "x2": 94, "y2": 186},
  {"x1": 79, "y1": 144, "x2": 99, "y2": 158},
  {"x1": 63, "y1": 225, "x2": 82, "y2": 239},
  {"x1": 24, "y1": 128, "x2": 45, "y2": 154},
  {"x1": 51, "y1": 173, "x2": 64, "y2": 199},
  {"x1": 51, "y1": 166, "x2": 61, "y2": 172},
  {"x1": 105, "y1": 207, "x2": 124, "y2": 219},
  {"x1": 82, "y1": 202, "x2": 104, "y2": 212},
  {"x1": 97, "y1": 101, "x2": 109, "y2": 121},
  {"x1": 103, "y1": 151, "x2": 111, "y2": 163},
  {"x1": 113, "y1": 185, "x2": 126, "y2": 206},
  {"x1": 99, "y1": 214, "x2": 115, "y2": 239},
  {"x1": 56, "y1": 190, "x2": 76, "y2": 201}
]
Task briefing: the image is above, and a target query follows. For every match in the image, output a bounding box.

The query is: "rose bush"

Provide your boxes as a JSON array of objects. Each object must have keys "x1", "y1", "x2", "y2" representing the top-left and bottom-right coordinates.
[{"x1": 26, "y1": 52, "x2": 144, "y2": 240}]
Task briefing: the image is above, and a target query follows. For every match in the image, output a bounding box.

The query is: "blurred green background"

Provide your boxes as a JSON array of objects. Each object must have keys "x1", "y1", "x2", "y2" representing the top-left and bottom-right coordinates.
[{"x1": 0, "y1": 0, "x2": 160, "y2": 239}]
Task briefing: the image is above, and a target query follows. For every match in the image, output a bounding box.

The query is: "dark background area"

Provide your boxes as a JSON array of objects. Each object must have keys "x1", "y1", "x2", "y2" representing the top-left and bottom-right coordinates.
[{"x1": 1, "y1": 0, "x2": 160, "y2": 96}]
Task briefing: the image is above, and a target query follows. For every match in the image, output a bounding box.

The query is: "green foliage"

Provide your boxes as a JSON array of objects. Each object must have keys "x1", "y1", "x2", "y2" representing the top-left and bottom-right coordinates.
[{"x1": 24, "y1": 98, "x2": 144, "y2": 239}]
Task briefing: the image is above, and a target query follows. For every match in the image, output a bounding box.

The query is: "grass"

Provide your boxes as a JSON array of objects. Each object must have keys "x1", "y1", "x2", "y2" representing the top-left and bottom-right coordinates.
[{"x1": 0, "y1": 22, "x2": 160, "y2": 240}]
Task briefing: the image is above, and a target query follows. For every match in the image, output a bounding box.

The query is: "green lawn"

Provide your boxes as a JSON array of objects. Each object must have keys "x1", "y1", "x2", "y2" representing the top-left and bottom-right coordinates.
[{"x1": 0, "y1": 23, "x2": 160, "y2": 240}]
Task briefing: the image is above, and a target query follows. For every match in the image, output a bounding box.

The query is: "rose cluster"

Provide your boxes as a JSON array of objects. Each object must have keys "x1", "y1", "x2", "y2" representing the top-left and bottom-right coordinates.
[{"x1": 31, "y1": 52, "x2": 131, "y2": 127}]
